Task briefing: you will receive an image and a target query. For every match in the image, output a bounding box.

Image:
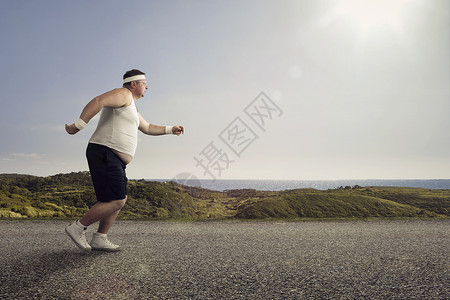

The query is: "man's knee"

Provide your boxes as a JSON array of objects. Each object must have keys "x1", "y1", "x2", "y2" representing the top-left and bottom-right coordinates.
[
  {"x1": 113, "y1": 196, "x2": 127, "y2": 210},
  {"x1": 119, "y1": 195, "x2": 127, "y2": 208}
]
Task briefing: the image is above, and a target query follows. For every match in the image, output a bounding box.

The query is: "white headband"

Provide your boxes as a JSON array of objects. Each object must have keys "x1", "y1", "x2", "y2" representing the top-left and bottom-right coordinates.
[{"x1": 123, "y1": 75, "x2": 146, "y2": 83}]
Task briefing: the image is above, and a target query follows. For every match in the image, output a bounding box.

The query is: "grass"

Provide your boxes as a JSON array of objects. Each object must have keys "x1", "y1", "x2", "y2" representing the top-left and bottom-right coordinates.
[{"x1": 0, "y1": 172, "x2": 449, "y2": 220}]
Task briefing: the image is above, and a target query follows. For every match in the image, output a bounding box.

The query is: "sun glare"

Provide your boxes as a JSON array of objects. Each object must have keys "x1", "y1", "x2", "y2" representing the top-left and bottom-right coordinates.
[{"x1": 335, "y1": 0, "x2": 410, "y2": 31}]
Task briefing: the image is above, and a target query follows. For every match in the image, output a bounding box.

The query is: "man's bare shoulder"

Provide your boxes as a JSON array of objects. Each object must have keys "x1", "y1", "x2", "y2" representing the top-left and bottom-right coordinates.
[
  {"x1": 98, "y1": 88, "x2": 132, "y2": 107},
  {"x1": 106, "y1": 87, "x2": 131, "y2": 97}
]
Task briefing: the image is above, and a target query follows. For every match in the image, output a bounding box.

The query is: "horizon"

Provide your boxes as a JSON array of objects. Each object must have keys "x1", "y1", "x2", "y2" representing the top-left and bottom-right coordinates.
[
  {"x1": 3, "y1": 172, "x2": 449, "y2": 191},
  {"x1": 1, "y1": 0, "x2": 449, "y2": 180},
  {"x1": 2, "y1": 172, "x2": 450, "y2": 181}
]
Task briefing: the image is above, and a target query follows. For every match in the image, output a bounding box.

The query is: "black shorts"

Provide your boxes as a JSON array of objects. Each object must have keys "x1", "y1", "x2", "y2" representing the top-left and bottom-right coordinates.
[{"x1": 86, "y1": 143, "x2": 127, "y2": 202}]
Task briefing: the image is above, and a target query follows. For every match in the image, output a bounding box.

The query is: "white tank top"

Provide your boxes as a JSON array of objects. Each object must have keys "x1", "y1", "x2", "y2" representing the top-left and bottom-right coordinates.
[{"x1": 89, "y1": 94, "x2": 140, "y2": 156}]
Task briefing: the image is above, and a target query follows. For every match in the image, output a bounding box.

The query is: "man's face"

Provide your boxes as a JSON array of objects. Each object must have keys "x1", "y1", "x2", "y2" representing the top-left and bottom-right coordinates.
[{"x1": 134, "y1": 80, "x2": 148, "y2": 98}]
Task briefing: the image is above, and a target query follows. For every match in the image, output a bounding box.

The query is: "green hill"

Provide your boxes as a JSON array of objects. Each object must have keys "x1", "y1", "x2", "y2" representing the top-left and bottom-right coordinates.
[
  {"x1": 0, "y1": 172, "x2": 449, "y2": 220},
  {"x1": 234, "y1": 188, "x2": 447, "y2": 219}
]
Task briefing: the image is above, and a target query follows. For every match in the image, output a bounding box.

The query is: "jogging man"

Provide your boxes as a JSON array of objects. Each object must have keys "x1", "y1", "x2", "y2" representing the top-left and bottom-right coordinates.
[{"x1": 65, "y1": 69, "x2": 184, "y2": 252}]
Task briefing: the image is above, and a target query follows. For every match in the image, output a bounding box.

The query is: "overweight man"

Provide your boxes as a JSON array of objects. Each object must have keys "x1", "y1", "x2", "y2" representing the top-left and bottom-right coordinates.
[{"x1": 65, "y1": 69, "x2": 184, "y2": 252}]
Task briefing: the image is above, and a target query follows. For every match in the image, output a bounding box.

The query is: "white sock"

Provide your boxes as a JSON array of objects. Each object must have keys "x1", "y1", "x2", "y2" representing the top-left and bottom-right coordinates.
[{"x1": 95, "y1": 232, "x2": 107, "y2": 238}]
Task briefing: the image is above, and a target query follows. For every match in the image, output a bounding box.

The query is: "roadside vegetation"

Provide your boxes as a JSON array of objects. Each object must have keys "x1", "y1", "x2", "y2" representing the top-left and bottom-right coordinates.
[{"x1": 0, "y1": 172, "x2": 448, "y2": 220}]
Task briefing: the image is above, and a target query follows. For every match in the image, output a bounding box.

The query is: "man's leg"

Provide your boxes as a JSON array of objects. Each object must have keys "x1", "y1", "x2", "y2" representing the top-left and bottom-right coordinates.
[
  {"x1": 67, "y1": 197, "x2": 126, "y2": 252},
  {"x1": 88, "y1": 198, "x2": 126, "y2": 252},
  {"x1": 79, "y1": 196, "x2": 127, "y2": 228},
  {"x1": 97, "y1": 208, "x2": 122, "y2": 234},
  {"x1": 65, "y1": 197, "x2": 126, "y2": 252}
]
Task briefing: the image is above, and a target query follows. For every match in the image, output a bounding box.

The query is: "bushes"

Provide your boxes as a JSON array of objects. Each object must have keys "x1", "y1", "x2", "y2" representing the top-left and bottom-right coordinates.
[
  {"x1": 0, "y1": 173, "x2": 448, "y2": 220},
  {"x1": 234, "y1": 189, "x2": 442, "y2": 219}
]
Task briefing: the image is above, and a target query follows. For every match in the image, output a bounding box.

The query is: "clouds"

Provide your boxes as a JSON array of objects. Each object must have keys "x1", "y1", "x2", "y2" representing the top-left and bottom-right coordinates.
[
  {"x1": 10, "y1": 153, "x2": 42, "y2": 159},
  {"x1": 1, "y1": 152, "x2": 49, "y2": 175}
]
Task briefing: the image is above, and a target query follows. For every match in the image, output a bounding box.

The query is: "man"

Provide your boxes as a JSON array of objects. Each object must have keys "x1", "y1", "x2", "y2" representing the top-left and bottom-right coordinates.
[{"x1": 65, "y1": 69, "x2": 184, "y2": 252}]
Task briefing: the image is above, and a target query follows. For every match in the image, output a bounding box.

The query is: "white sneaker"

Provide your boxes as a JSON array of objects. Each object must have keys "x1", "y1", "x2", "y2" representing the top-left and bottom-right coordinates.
[
  {"x1": 90, "y1": 232, "x2": 121, "y2": 252},
  {"x1": 65, "y1": 221, "x2": 91, "y2": 252}
]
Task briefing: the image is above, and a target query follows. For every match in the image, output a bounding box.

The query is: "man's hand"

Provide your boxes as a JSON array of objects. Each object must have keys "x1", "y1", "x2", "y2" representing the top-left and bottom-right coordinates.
[
  {"x1": 172, "y1": 125, "x2": 185, "y2": 136},
  {"x1": 65, "y1": 123, "x2": 80, "y2": 135}
]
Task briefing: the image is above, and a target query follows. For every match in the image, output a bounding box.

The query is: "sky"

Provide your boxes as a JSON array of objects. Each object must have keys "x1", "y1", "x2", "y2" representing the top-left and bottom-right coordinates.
[{"x1": 0, "y1": 0, "x2": 448, "y2": 180}]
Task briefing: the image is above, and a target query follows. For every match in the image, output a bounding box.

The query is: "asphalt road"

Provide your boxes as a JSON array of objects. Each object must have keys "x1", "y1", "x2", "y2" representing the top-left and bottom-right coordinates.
[{"x1": 0, "y1": 220, "x2": 449, "y2": 299}]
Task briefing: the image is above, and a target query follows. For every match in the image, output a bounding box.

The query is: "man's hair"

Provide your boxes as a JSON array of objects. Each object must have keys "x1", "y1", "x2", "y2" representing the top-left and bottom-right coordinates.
[{"x1": 123, "y1": 69, "x2": 146, "y2": 87}]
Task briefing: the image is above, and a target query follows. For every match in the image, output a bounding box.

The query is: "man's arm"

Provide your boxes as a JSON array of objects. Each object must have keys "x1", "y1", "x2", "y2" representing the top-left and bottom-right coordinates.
[
  {"x1": 65, "y1": 88, "x2": 132, "y2": 135},
  {"x1": 138, "y1": 113, "x2": 184, "y2": 136}
]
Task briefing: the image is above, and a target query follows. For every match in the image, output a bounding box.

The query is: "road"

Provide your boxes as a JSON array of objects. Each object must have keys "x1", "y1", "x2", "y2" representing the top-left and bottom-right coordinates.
[{"x1": 1, "y1": 220, "x2": 449, "y2": 299}]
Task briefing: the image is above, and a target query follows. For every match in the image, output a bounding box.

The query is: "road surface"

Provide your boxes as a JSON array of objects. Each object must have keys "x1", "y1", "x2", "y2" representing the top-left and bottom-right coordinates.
[{"x1": 1, "y1": 220, "x2": 448, "y2": 299}]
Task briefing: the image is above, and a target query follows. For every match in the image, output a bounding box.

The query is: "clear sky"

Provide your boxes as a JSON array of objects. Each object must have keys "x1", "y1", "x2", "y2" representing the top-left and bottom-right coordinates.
[{"x1": 0, "y1": 0, "x2": 449, "y2": 180}]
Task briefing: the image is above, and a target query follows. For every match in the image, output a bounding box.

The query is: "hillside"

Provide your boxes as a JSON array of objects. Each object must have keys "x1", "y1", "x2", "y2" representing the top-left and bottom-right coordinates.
[{"x1": 0, "y1": 172, "x2": 449, "y2": 220}]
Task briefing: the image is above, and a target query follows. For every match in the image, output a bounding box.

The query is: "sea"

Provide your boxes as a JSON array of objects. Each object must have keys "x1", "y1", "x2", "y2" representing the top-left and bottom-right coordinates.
[{"x1": 148, "y1": 179, "x2": 450, "y2": 191}]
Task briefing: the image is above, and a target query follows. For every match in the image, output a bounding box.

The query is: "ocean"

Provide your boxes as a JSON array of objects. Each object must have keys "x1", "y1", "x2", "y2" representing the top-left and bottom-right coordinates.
[{"x1": 149, "y1": 179, "x2": 450, "y2": 191}]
